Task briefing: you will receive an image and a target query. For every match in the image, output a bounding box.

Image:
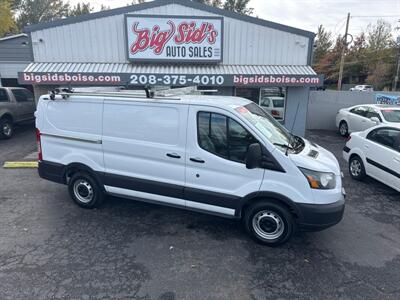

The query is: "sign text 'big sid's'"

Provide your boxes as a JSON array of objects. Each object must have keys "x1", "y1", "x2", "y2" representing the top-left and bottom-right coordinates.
[{"x1": 125, "y1": 15, "x2": 223, "y2": 62}]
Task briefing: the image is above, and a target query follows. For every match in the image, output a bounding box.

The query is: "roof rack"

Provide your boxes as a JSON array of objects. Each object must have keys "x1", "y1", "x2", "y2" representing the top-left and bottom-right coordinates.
[
  {"x1": 48, "y1": 87, "x2": 178, "y2": 101},
  {"x1": 48, "y1": 86, "x2": 218, "y2": 100}
]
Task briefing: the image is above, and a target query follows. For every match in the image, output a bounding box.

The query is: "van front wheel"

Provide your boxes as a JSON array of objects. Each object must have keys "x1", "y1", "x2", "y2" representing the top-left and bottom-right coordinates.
[
  {"x1": 243, "y1": 201, "x2": 294, "y2": 246},
  {"x1": 68, "y1": 172, "x2": 104, "y2": 208}
]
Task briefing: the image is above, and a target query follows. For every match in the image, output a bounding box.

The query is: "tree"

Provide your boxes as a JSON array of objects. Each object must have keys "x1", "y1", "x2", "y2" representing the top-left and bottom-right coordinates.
[
  {"x1": 68, "y1": 2, "x2": 93, "y2": 16},
  {"x1": 367, "y1": 19, "x2": 394, "y2": 50},
  {"x1": 314, "y1": 35, "x2": 343, "y2": 83},
  {"x1": 130, "y1": 0, "x2": 146, "y2": 4},
  {"x1": 191, "y1": 0, "x2": 222, "y2": 8},
  {"x1": 13, "y1": 0, "x2": 70, "y2": 29},
  {"x1": 344, "y1": 32, "x2": 369, "y2": 83},
  {"x1": 99, "y1": 4, "x2": 110, "y2": 11},
  {"x1": 313, "y1": 25, "x2": 333, "y2": 64},
  {"x1": 0, "y1": 0, "x2": 16, "y2": 37},
  {"x1": 223, "y1": 0, "x2": 253, "y2": 15}
]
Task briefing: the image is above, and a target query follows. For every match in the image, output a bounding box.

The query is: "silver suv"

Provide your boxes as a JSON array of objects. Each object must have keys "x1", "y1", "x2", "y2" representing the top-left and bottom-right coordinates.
[{"x1": 0, "y1": 87, "x2": 36, "y2": 139}]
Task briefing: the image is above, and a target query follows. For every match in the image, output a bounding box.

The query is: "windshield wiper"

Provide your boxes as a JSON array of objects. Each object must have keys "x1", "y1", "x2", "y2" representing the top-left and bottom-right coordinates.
[{"x1": 273, "y1": 143, "x2": 294, "y2": 150}]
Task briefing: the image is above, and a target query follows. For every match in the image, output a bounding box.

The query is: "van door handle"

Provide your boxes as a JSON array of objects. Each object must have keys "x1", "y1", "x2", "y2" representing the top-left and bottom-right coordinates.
[
  {"x1": 190, "y1": 157, "x2": 205, "y2": 163},
  {"x1": 364, "y1": 144, "x2": 369, "y2": 149},
  {"x1": 394, "y1": 157, "x2": 400, "y2": 163},
  {"x1": 166, "y1": 153, "x2": 181, "y2": 159}
]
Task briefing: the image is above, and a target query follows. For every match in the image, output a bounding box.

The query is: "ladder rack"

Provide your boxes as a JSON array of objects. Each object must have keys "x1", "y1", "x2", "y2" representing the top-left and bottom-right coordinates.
[{"x1": 48, "y1": 86, "x2": 218, "y2": 100}]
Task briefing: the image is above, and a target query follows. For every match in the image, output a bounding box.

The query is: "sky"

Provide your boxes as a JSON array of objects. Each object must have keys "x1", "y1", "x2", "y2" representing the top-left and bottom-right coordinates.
[{"x1": 68, "y1": 0, "x2": 400, "y2": 39}]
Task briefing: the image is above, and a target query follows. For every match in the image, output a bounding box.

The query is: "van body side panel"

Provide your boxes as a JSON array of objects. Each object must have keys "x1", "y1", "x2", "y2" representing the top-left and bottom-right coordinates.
[
  {"x1": 40, "y1": 96, "x2": 104, "y2": 172},
  {"x1": 102, "y1": 100, "x2": 188, "y2": 199}
]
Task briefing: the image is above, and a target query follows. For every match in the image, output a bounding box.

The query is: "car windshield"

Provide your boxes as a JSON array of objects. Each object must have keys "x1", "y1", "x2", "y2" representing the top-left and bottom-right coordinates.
[
  {"x1": 236, "y1": 102, "x2": 302, "y2": 153},
  {"x1": 381, "y1": 109, "x2": 400, "y2": 123}
]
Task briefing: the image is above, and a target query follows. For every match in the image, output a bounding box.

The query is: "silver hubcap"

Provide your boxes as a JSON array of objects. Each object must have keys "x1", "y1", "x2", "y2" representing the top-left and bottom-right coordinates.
[
  {"x1": 350, "y1": 159, "x2": 362, "y2": 177},
  {"x1": 73, "y1": 180, "x2": 94, "y2": 203},
  {"x1": 252, "y1": 210, "x2": 285, "y2": 240},
  {"x1": 3, "y1": 123, "x2": 11, "y2": 136},
  {"x1": 340, "y1": 123, "x2": 347, "y2": 135}
]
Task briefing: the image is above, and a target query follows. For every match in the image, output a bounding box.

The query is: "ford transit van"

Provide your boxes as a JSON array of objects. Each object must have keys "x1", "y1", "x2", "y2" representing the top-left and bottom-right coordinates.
[{"x1": 36, "y1": 91, "x2": 345, "y2": 246}]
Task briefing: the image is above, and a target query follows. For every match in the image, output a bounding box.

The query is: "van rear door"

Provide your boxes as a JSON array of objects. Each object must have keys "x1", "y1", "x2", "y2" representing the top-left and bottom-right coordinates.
[
  {"x1": 102, "y1": 99, "x2": 188, "y2": 206},
  {"x1": 184, "y1": 105, "x2": 264, "y2": 216}
]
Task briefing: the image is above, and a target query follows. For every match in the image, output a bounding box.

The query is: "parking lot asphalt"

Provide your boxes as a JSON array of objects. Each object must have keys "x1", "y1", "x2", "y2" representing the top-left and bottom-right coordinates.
[{"x1": 0, "y1": 125, "x2": 399, "y2": 300}]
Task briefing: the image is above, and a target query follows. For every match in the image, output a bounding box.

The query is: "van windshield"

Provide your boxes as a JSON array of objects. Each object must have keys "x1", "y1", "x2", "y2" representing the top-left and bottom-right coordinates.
[{"x1": 236, "y1": 102, "x2": 301, "y2": 153}]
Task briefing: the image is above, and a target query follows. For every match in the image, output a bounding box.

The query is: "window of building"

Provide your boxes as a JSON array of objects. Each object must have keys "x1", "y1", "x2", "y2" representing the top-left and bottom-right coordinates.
[
  {"x1": 0, "y1": 89, "x2": 9, "y2": 102},
  {"x1": 235, "y1": 87, "x2": 287, "y2": 121},
  {"x1": 197, "y1": 111, "x2": 258, "y2": 163},
  {"x1": 259, "y1": 87, "x2": 286, "y2": 121},
  {"x1": 235, "y1": 88, "x2": 260, "y2": 103}
]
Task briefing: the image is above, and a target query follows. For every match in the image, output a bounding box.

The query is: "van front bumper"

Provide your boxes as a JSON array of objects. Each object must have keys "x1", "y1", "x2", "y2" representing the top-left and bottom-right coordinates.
[{"x1": 296, "y1": 198, "x2": 345, "y2": 231}]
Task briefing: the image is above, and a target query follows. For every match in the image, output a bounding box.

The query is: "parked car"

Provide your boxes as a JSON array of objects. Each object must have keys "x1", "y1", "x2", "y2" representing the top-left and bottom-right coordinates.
[
  {"x1": 349, "y1": 85, "x2": 374, "y2": 91},
  {"x1": 259, "y1": 96, "x2": 285, "y2": 120},
  {"x1": 36, "y1": 91, "x2": 345, "y2": 246},
  {"x1": 343, "y1": 124, "x2": 400, "y2": 192},
  {"x1": 0, "y1": 87, "x2": 35, "y2": 139},
  {"x1": 336, "y1": 104, "x2": 400, "y2": 137}
]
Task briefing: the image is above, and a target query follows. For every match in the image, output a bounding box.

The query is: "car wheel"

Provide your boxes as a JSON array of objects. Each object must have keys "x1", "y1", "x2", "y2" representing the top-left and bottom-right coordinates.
[
  {"x1": 0, "y1": 118, "x2": 14, "y2": 139},
  {"x1": 339, "y1": 121, "x2": 349, "y2": 137},
  {"x1": 68, "y1": 172, "x2": 104, "y2": 208},
  {"x1": 349, "y1": 155, "x2": 366, "y2": 180},
  {"x1": 243, "y1": 201, "x2": 294, "y2": 246}
]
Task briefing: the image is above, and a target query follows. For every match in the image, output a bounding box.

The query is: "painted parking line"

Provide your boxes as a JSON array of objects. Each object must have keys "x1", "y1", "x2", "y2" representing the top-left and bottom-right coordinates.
[{"x1": 3, "y1": 161, "x2": 38, "y2": 168}]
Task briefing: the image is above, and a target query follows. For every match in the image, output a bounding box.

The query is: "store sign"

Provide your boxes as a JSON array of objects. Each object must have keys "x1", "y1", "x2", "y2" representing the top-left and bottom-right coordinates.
[
  {"x1": 375, "y1": 93, "x2": 400, "y2": 105},
  {"x1": 124, "y1": 15, "x2": 223, "y2": 62},
  {"x1": 18, "y1": 72, "x2": 323, "y2": 87}
]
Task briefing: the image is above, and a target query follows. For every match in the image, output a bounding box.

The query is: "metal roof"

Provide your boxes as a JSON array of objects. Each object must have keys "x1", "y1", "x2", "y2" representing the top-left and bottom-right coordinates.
[
  {"x1": 24, "y1": 62, "x2": 317, "y2": 76},
  {"x1": 0, "y1": 33, "x2": 27, "y2": 42},
  {"x1": 23, "y1": 0, "x2": 314, "y2": 39}
]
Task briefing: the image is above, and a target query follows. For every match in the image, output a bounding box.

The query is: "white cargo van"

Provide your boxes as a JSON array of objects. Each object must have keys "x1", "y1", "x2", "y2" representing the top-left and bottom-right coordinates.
[{"x1": 36, "y1": 91, "x2": 345, "y2": 246}]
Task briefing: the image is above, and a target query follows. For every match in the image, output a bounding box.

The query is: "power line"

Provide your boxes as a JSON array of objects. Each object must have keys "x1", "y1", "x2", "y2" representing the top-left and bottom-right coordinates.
[{"x1": 352, "y1": 15, "x2": 400, "y2": 18}]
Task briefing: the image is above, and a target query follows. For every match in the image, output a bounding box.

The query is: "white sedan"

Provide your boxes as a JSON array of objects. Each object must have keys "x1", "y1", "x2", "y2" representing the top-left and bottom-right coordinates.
[
  {"x1": 343, "y1": 124, "x2": 400, "y2": 192},
  {"x1": 349, "y1": 85, "x2": 374, "y2": 91},
  {"x1": 336, "y1": 104, "x2": 400, "y2": 137}
]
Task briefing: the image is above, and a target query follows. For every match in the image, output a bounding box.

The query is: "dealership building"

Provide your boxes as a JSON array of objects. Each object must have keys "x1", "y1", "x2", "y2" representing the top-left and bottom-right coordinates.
[{"x1": 19, "y1": 0, "x2": 321, "y2": 136}]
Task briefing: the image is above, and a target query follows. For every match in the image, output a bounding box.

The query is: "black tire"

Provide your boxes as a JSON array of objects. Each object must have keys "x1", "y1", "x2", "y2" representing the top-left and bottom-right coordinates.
[
  {"x1": 338, "y1": 121, "x2": 349, "y2": 137},
  {"x1": 349, "y1": 155, "x2": 366, "y2": 180},
  {"x1": 0, "y1": 118, "x2": 14, "y2": 139},
  {"x1": 68, "y1": 172, "x2": 104, "y2": 208},
  {"x1": 243, "y1": 201, "x2": 294, "y2": 246}
]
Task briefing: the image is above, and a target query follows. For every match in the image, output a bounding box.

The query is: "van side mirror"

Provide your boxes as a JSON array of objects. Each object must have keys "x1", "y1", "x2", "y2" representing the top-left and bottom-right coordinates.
[
  {"x1": 371, "y1": 117, "x2": 380, "y2": 125},
  {"x1": 246, "y1": 143, "x2": 262, "y2": 169}
]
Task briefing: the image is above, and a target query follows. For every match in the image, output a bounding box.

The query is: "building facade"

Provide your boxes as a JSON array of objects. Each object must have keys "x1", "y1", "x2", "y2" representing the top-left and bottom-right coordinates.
[
  {"x1": 19, "y1": 0, "x2": 321, "y2": 136},
  {"x1": 0, "y1": 34, "x2": 32, "y2": 90}
]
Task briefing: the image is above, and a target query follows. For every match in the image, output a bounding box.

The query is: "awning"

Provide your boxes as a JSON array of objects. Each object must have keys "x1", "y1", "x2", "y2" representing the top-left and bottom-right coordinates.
[{"x1": 19, "y1": 62, "x2": 322, "y2": 87}]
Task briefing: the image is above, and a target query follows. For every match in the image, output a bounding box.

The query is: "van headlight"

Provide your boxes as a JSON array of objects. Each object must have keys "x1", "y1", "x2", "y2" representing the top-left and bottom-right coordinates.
[{"x1": 299, "y1": 168, "x2": 336, "y2": 189}]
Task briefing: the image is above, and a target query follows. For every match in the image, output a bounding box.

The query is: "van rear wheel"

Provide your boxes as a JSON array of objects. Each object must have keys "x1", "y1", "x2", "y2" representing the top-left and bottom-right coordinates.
[
  {"x1": 243, "y1": 201, "x2": 294, "y2": 246},
  {"x1": 68, "y1": 172, "x2": 104, "y2": 208}
]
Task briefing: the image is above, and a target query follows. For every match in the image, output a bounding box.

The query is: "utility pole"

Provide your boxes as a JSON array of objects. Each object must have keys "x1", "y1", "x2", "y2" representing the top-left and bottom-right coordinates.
[
  {"x1": 337, "y1": 13, "x2": 350, "y2": 91},
  {"x1": 393, "y1": 35, "x2": 400, "y2": 91}
]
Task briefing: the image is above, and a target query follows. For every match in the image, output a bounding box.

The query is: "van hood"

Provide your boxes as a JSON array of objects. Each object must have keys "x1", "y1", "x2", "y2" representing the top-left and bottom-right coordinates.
[{"x1": 289, "y1": 138, "x2": 341, "y2": 175}]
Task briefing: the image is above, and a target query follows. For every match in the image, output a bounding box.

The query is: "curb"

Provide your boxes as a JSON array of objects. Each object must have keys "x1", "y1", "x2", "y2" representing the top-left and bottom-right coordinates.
[{"x1": 3, "y1": 161, "x2": 38, "y2": 169}]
